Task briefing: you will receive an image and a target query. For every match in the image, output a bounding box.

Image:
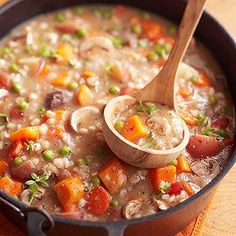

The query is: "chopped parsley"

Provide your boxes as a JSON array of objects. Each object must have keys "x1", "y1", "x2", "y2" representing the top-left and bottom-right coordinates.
[
  {"x1": 136, "y1": 101, "x2": 158, "y2": 115},
  {"x1": 24, "y1": 141, "x2": 34, "y2": 153},
  {"x1": 202, "y1": 127, "x2": 228, "y2": 138},
  {"x1": 196, "y1": 113, "x2": 208, "y2": 126},
  {"x1": 159, "y1": 181, "x2": 171, "y2": 194},
  {"x1": 25, "y1": 173, "x2": 49, "y2": 204},
  {"x1": 0, "y1": 113, "x2": 9, "y2": 126},
  {"x1": 143, "y1": 132, "x2": 156, "y2": 148}
]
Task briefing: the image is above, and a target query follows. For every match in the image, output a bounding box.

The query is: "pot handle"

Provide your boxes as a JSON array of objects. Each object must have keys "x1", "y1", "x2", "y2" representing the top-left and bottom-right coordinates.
[
  {"x1": 0, "y1": 192, "x2": 54, "y2": 235},
  {"x1": 106, "y1": 224, "x2": 126, "y2": 236}
]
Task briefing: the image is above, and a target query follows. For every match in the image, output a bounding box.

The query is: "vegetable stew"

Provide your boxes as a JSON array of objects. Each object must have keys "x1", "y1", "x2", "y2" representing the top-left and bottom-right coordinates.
[{"x1": 0, "y1": 5, "x2": 234, "y2": 221}]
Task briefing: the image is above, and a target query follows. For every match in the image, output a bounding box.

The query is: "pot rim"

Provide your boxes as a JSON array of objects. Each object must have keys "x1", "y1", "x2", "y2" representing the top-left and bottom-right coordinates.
[{"x1": 0, "y1": 0, "x2": 235, "y2": 229}]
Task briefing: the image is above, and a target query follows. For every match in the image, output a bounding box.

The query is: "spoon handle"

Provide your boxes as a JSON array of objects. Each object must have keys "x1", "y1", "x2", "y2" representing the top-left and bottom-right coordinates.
[{"x1": 134, "y1": 0, "x2": 207, "y2": 108}]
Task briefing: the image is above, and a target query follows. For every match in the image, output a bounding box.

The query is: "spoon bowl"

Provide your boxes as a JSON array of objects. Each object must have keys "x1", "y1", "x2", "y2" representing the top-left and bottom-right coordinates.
[
  {"x1": 102, "y1": 0, "x2": 206, "y2": 168},
  {"x1": 103, "y1": 95, "x2": 190, "y2": 168}
]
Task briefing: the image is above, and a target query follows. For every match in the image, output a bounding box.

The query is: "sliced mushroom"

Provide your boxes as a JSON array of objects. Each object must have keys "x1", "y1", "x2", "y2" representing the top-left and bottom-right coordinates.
[
  {"x1": 0, "y1": 89, "x2": 9, "y2": 100},
  {"x1": 70, "y1": 106, "x2": 101, "y2": 133},
  {"x1": 79, "y1": 36, "x2": 114, "y2": 53},
  {"x1": 122, "y1": 199, "x2": 155, "y2": 219}
]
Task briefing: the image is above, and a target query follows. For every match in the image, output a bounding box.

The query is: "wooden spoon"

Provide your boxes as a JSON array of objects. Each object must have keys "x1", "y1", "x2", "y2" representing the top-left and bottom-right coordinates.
[{"x1": 103, "y1": 0, "x2": 207, "y2": 168}]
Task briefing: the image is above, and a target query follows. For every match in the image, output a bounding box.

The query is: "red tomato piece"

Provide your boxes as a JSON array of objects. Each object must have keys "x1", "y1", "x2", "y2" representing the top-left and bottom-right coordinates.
[
  {"x1": 9, "y1": 141, "x2": 24, "y2": 158},
  {"x1": 168, "y1": 182, "x2": 183, "y2": 195},
  {"x1": 0, "y1": 71, "x2": 11, "y2": 89},
  {"x1": 85, "y1": 186, "x2": 111, "y2": 216},
  {"x1": 186, "y1": 134, "x2": 225, "y2": 158}
]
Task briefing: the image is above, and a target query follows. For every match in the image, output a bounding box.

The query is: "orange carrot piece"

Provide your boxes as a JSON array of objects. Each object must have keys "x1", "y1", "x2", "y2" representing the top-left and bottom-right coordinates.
[
  {"x1": 56, "y1": 44, "x2": 74, "y2": 63},
  {"x1": 82, "y1": 71, "x2": 96, "y2": 79},
  {"x1": 182, "y1": 181, "x2": 194, "y2": 196},
  {"x1": 9, "y1": 141, "x2": 24, "y2": 158},
  {"x1": 0, "y1": 176, "x2": 23, "y2": 197},
  {"x1": 192, "y1": 69, "x2": 212, "y2": 87},
  {"x1": 77, "y1": 85, "x2": 94, "y2": 106},
  {"x1": 54, "y1": 177, "x2": 84, "y2": 212},
  {"x1": 98, "y1": 158, "x2": 127, "y2": 194},
  {"x1": 179, "y1": 85, "x2": 192, "y2": 99},
  {"x1": 122, "y1": 115, "x2": 149, "y2": 142},
  {"x1": 10, "y1": 126, "x2": 39, "y2": 142},
  {"x1": 178, "y1": 109, "x2": 197, "y2": 126},
  {"x1": 176, "y1": 155, "x2": 192, "y2": 173},
  {"x1": 86, "y1": 186, "x2": 111, "y2": 216},
  {"x1": 142, "y1": 20, "x2": 162, "y2": 41},
  {"x1": 149, "y1": 165, "x2": 177, "y2": 192},
  {"x1": 0, "y1": 160, "x2": 8, "y2": 176},
  {"x1": 51, "y1": 71, "x2": 71, "y2": 87},
  {"x1": 54, "y1": 110, "x2": 67, "y2": 122},
  {"x1": 33, "y1": 61, "x2": 52, "y2": 78},
  {"x1": 47, "y1": 125, "x2": 64, "y2": 140},
  {"x1": 108, "y1": 65, "x2": 126, "y2": 82}
]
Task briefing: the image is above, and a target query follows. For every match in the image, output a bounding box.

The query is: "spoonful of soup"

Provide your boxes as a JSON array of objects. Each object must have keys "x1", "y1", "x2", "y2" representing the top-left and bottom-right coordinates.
[{"x1": 102, "y1": 0, "x2": 207, "y2": 168}]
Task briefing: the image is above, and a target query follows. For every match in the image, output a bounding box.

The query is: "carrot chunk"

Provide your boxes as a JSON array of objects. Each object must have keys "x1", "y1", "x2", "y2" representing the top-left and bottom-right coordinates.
[
  {"x1": 149, "y1": 165, "x2": 177, "y2": 192},
  {"x1": 82, "y1": 71, "x2": 96, "y2": 79},
  {"x1": 77, "y1": 85, "x2": 94, "y2": 106},
  {"x1": 122, "y1": 115, "x2": 149, "y2": 141},
  {"x1": 0, "y1": 160, "x2": 8, "y2": 176},
  {"x1": 54, "y1": 177, "x2": 84, "y2": 212},
  {"x1": 33, "y1": 61, "x2": 52, "y2": 78},
  {"x1": 9, "y1": 141, "x2": 24, "y2": 158},
  {"x1": 54, "y1": 110, "x2": 67, "y2": 122},
  {"x1": 176, "y1": 155, "x2": 192, "y2": 173},
  {"x1": 51, "y1": 71, "x2": 71, "y2": 87},
  {"x1": 0, "y1": 176, "x2": 23, "y2": 197},
  {"x1": 182, "y1": 181, "x2": 194, "y2": 196},
  {"x1": 56, "y1": 44, "x2": 74, "y2": 63},
  {"x1": 179, "y1": 85, "x2": 192, "y2": 99},
  {"x1": 10, "y1": 126, "x2": 39, "y2": 142},
  {"x1": 85, "y1": 186, "x2": 111, "y2": 215},
  {"x1": 98, "y1": 158, "x2": 127, "y2": 194},
  {"x1": 192, "y1": 69, "x2": 212, "y2": 87},
  {"x1": 178, "y1": 109, "x2": 197, "y2": 126},
  {"x1": 142, "y1": 20, "x2": 162, "y2": 41}
]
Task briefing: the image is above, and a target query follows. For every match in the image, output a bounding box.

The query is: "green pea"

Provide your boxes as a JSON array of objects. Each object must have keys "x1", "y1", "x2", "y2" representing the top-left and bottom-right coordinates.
[
  {"x1": 77, "y1": 28, "x2": 88, "y2": 38},
  {"x1": 208, "y1": 95, "x2": 218, "y2": 106},
  {"x1": 109, "y1": 86, "x2": 120, "y2": 95},
  {"x1": 61, "y1": 34, "x2": 73, "y2": 42},
  {"x1": 110, "y1": 199, "x2": 119, "y2": 207},
  {"x1": 68, "y1": 81, "x2": 79, "y2": 90},
  {"x1": 147, "y1": 52, "x2": 158, "y2": 61},
  {"x1": 17, "y1": 101, "x2": 28, "y2": 110},
  {"x1": 75, "y1": 159, "x2": 84, "y2": 167},
  {"x1": 38, "y1": 107, "x2": 46, "y2": 116},
  {"x1": 55, "y1": 13, "x2": 66, "y2": 22},
  {"x1": 137, "y1": 39, "x2": 148, "y2": 48},
  {"x1": 112, "y1": 37, "x2": 124, "y2": 48},
  {"x1": 114, "y1": 120, "x2": 124, "y2": 133},
  {"x1": 154, "y1": 44, "x2": 169, "y2": 58},
  {"x1": 59, "y1": 146, "x2": 71, "y2": 156},
  {"x1": 218, "y1": 107, "x2": 227, "y2": 115},
  {"x1": 146, "y1": 103, "x2": 158, "y2": 113},
  {"x1": 14, "y1": 157, "x2": 23, "y2": 167},
  {"x1": 91, "y1": 175, "x2": 101, "y2": 186},
  {"x1": 9, "y1": 63, "x2": 18, "y2": 73},
  {"x1": 131, "y1": 24, "x2": 142, "y2": 35},
  {"x1": 1, "y1": 47, "x2": 12, "y2": 57},
  {"x1": 42, "y1": 150, "x2": 55, "y2": 161},
  {"x1": 83, "y1": 155, "x2": 92, "y2": 165},
  {"x1": 12, "y1": 83, "x2": 22, "y2": 93}
]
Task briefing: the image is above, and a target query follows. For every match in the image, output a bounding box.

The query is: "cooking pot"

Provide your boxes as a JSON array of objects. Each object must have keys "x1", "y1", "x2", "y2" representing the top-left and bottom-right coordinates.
[{"x1": 0, "y1": 0, "x2": 236, "y2": 235}]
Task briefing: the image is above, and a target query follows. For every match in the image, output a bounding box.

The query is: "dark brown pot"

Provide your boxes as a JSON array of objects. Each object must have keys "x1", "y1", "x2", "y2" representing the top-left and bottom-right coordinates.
[{"x1": 0, "y1": 0, "x2": 235, "y2": 236}]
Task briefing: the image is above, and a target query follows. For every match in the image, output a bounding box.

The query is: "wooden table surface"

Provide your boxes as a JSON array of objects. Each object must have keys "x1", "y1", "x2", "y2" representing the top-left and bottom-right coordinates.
[
  {"x1": 202, "y1": 1, "x2": 236, "y2": 235},
  {"x1": 0, "y1": 1, "x2": 236, "y2": 236}
]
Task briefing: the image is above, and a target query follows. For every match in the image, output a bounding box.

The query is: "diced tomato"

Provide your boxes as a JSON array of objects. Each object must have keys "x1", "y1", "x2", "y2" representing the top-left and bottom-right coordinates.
[
  {"x1": 179, "y1": 85, "x2": 193, "y2": 99},
  {"x1": 142, "y1": 20, "x2": 163, "y2": 41},
  {"x1": 120, "y1": 86, "x2": 136, "y2": 95},
  {"x1": 0, "y1": 71, "x2": 11, "y2": 89},
  {"x1": 9, "y1": 141, "x2": 24, "y2": 158},
  {"x1": 186, "y1": 134, "x2": 225, "y2": 158},
  {"x1": 168, "y1": 182, "x2": 183, "y2": 195},
  {"x1": 55, "y1": 21, "x2": 80, "y2": 34},
  {"x1": 212, "y1": 117, "x2": 230, "y2": 129},
  {"x1": 85, "y1": 186, "x2": 111, "y2": 216},
  {"x1": 195, "y1": 69, "x2": 212, "y2": 87}
]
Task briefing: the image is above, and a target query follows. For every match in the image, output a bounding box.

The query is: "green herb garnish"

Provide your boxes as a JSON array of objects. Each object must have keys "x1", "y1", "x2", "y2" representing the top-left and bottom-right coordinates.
[
  {"x1": 159, "y1": 181, "x2": 171, "y2": 194},
  {"x1": 24, "y1": 141, "x2": 34, "y2": 153},
  {"x1": 196, "y1": 113, "x2": 208, "y2": 126},
  {"x1": 143, "y1": 132, "x2": 155, "y2": 148},
  {"x1": 25, "y1": 173, "x2": 49, "y2": 204}
]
